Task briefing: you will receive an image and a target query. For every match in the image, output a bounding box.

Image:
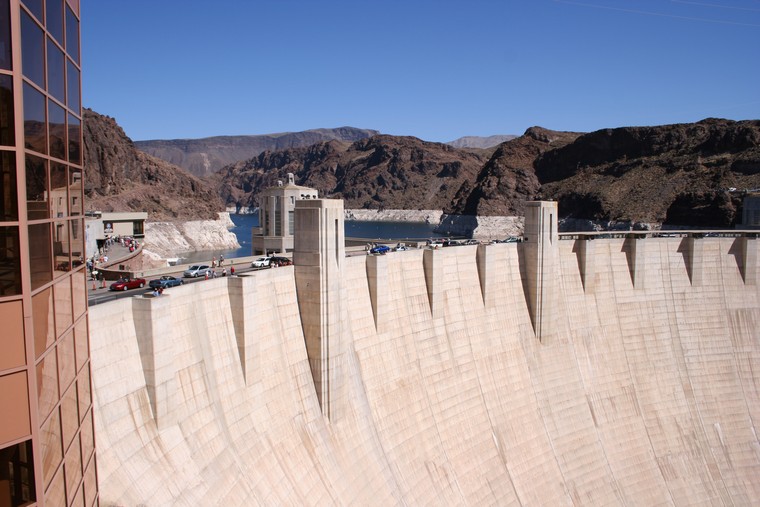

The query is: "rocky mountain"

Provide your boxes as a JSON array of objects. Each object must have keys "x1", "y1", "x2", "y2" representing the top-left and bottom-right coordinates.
[
  {"x1": 447, "y1": 134, "x2": 517, "y2": 149},
  {"x1": 211, "y1": 135, "x2": 489, "y2": 212},
  {"x1": 135, "y1": 127, "x2": 379, "y2": 178},
  {"x1": 213, "y1": 119, "x2": 760, "y2": 228},
  {"x1": 535, "y1": 118, "x2": 760, "y2": 226},
  {"x1": 83, "y1": 109, "x2": 224, "y2": 220}
]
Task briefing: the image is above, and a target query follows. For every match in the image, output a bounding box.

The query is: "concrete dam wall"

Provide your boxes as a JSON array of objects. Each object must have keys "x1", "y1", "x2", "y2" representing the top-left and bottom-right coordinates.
[{"x1": 88, "y1": 201, "x2": 760, "y2": 505}]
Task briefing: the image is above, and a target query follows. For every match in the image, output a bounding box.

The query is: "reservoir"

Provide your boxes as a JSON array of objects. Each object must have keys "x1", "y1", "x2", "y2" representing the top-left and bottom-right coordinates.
[{"x1": 177, "y1": 213, "x2": 441, "y2": 263}]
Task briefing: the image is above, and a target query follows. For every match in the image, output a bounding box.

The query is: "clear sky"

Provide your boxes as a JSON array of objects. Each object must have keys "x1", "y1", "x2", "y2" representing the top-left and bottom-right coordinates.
[{"x1": 82, "y1": 0, "x2": 760, "y2": 143}]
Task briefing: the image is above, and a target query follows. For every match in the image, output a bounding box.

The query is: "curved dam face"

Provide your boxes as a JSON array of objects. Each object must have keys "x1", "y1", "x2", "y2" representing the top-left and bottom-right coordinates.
[{"x1": 88, "y1": 203, "x2": 760, "y2": 505}]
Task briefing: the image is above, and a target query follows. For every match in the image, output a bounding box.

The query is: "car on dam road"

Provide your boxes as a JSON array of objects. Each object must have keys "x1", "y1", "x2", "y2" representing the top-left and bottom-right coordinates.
[
  {"x1": 149, "y1": 276, "x2": 184, "y2": 289},
  {"x1": 370, "y1": 245, "x2": 391, "y2": 255},
  {"x1": 269, "y1": 256, "x2": 292, "y2": 267},
  {"x1": 251, "y1": 256, "x2": 271, "y2": 268},
  {"x1": 109, "y1": 277, "x2": 146, "y2": 291},
  {"x1": 183, "y1": 265, "x2": 212, "y2": 278}
]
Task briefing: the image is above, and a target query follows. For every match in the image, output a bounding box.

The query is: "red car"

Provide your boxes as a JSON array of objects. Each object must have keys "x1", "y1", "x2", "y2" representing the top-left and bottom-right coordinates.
[{"x1": 109, "y1": 277, "x2": 146, "y2": 291}]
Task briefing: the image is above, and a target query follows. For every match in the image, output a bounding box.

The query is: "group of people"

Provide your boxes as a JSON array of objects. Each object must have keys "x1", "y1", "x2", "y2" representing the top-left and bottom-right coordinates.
[{"x1": 204, "y1": 264, "x2": 235, "y2": 280}]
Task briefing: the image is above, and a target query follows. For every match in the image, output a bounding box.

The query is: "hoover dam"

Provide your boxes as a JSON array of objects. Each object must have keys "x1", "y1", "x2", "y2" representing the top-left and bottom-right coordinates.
[{"x1": 87, "y1": 201, "x2": 760, "y2": 505}]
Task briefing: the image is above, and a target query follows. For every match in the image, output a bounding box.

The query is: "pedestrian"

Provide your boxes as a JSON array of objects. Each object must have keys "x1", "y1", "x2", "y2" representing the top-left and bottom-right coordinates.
[
  {"x1": 222, "y1": 267, "x2": 227, "y2": 277},
  {"x1": 220, "y1": 254, "x2": 224, "y2": 266},
  {"x1": 230, "y1": 265, "x2": 235, "y2": 276},
  {"x1": 212, "y1": 256, "x2": 216, "y2": 268}
]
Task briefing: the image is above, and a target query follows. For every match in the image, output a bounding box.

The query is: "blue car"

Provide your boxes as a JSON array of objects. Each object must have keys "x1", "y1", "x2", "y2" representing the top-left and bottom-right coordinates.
[
  {"x1": 370, "y1": 245, "x2": 391, "y2": 255},
  {"x1": 149, "y1": 275, "x2": 184, "y2": 289}
]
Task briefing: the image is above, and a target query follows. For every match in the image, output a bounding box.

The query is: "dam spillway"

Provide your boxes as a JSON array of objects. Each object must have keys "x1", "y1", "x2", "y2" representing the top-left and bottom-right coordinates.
[{"x1": 88, "y1": 201, "x2": 760, "y2": 505}]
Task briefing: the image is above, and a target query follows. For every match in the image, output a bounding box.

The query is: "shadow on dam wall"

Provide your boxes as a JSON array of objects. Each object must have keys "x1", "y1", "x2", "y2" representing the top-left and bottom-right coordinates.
[{"x1": 88, "y1": 202, "x2": 760, "y2": 505}]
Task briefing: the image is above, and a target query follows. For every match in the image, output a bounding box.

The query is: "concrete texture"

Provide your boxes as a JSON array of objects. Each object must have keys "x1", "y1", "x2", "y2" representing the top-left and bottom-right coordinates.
[{"x1": 88, "y1": 209, "x2": 760, "y2": 505}]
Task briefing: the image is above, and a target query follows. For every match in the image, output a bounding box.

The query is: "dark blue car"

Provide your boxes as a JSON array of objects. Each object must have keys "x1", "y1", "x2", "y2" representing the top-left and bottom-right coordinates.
[
  {"x1": 370, "y1": 245, "x2": 391, "y2": 255},
  {"x1": 149, "y1": 276, "x2": 184, "y2": 289}
]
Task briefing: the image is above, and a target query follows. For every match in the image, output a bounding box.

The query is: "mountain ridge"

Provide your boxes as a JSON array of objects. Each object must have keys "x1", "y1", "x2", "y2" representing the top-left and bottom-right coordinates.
[{"x1": 135, "y1": 127, "x2": 379, "y2": 177}]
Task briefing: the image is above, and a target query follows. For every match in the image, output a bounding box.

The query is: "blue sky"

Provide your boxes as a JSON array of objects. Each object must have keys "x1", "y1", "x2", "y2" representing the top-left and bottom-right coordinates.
[{"x1": 82, "y1": 0, "x2": 760, "y2": 143}]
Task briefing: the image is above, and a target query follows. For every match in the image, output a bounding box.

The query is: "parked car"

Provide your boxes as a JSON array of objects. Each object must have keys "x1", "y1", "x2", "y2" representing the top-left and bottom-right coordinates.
[
  {"x1": 109, "y1": 277, "x2": 146, "y2": 291},
  {"x1": 149, "y1": 275, "x2": 184, "y2": 289},
  {"x1": 370, "y1": 245, "x2": 391, "y2": 254},
  {"x1": 269, "y1": 256, "x2": 292, "y2": 267},
  {"x1": 183, "y1": 264, "x2": 211, "y2": 278},
  {"x1": 251, "y1": 256, "x2": 271, "y2": 268},
  {"x1": 394, "y1": 243, "x2": 408, "y2": 251}
]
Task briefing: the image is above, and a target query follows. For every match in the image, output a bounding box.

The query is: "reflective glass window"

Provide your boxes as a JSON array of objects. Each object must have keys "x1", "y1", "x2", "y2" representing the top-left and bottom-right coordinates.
[
  {"x1": 0, "y1": 226, "x2": 21, "y2": 295},
  {"x1": 66, "y1": 59, "x2": 79, "y2": 112},
  {"x1": 25, "y1": 154, "x2": 48, "y2": 219},
  {"x1": 0, "y1": 151, "x2": 18, "y2": 221},
  {"x1": 21, "y1": 10, "x2": 44, "y2": 87},
  {"x1": 80, "y1": 412, "x2": 93, "y2": 470},
  {"x1": 57, "y1": 330, "x2": 75, "y2": 390},
  {"x1": 50, "y1": 161, "x2": 67, "y2": 216},
  {"x1": 72, "y1": 270, "x2": 85, "y2": 320},
  {"x1": 36, "y1": 350, "x2": 58, "y2": 419},
  {"x1": 54, "y1": 274, "x2": 72, "y2": 336},
  {"x1": 69, "y1": 167, "x2": 81, "y2": 214},
  {"x1": 44, "y1": 466, "x2": 65, "y2": 506},
  {"x1": 76, "y1": 366, "x2": 90, "y2": 422},
  {"x1": 0, "y1": 439, "x2": 36, "y2": 505},
  {"x1": 65, "y1": 5, "x2": 79, "y2": 65},
  {"x1": 46, "y1": 0, "x2": 64, "y2": 44},
  {"x1": 53, "y1": 220, "x2": 69, "y2": 275},
  {"x1": 32, "y1": 286, "x2": 55, "y2": 357},
  {"x1": 23, "y1": 0, "x2": 43, "y2": 21},
  {"x1": 23, "y1": 82, "x2": 47, "y2": 154},
  {"x1": 83, "y1": 451, "x2": 96, "y2": 505},
  {"x1": 49, "y1": 99, "x2": 66, "y2": 160},
  {"x1": 74, "y1": 319, "x2": 86, "y2": 372},
  {"x1": 40, "y1": 407, "x2": 62, "y2": 488},
  {"x1": 67, "y1": 113, "x2": 80, "y2": 163},
  {"x1": 0, "y1": 0, "x2": 10, "y2": 70},
  {"x1": 0, "y1": 74, "x2": 13, "y2": 144},
  {"x1": 0, "y1": 300, "x2": 25, "y2": 370},
  {"x1": 29, "y1": 222, "x2": 53, "y2": 290},
  {"x1": 70, "y1": 217, "x2": 82, "y2": 259},
  {"x1": 64, "y1": 432, "x2": 82, "y2": 497},
  {"x1": 59, "y1": 385, "x2": 77, "y2": 448},
  {"x1": 47, "y1": 38, "x2": 65, "y2": 103}
]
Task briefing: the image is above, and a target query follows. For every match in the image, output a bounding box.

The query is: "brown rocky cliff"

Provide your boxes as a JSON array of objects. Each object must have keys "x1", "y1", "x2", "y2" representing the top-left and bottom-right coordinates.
[
  {"x1": 213, "y1": 135, "x2": 488, "y2": 212},
  {"x1": 536, "y1": 118, "x2": 760, "y2": 225},
  {"x1": 83, "y1": 109, "x2": 224, "y2": 220}
]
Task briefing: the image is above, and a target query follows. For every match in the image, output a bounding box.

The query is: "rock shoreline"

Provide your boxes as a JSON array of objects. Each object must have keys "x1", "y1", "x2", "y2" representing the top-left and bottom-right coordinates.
[{"x1": 142, "y1": 212, "x2": 240, "y2": 260}]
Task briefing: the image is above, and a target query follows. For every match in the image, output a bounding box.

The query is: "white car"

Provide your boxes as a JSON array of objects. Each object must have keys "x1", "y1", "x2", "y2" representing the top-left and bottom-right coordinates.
[{"x1": 251, "y1": 256, "x2": 271, "y2": 268}]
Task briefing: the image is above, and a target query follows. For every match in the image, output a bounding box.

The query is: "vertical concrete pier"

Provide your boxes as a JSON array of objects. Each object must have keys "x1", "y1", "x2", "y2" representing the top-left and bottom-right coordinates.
[
  {"x1": 228, "y1": 275, "x2": 261, "y2": 386},
  {"x1": 522, "y1": 201, "x2": 558, "y2": 341},
  {"x1": 366, "y1": 254, "x2": 389, "y2": 332},
  {"x1": 294, "y1": 199, "x2": 345, "y2": 420},
  {"x1": 576, "y1": 237, "x2": 596, "y2": 293},
  {"x1": 423, "y1": 248, "x2": 444, "y2": 319},
  {"x1": 132, "y1": 296, "x2": 177, "y2": 430},
  {"x1": 741, "y1": 235, "x2": 757, "y2": 285}
]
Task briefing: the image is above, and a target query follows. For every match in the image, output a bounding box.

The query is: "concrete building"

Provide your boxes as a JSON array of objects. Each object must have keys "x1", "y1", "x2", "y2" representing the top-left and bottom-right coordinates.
[
  {"x1": 0, "y1": 1, "x2": 97, "y2": 505},
  {"x1": 742, "y1": 193, "x2": 760, "y2": 228},
  {"x1": 251, "y1": 173, "x2": 318, "y2": 255}
]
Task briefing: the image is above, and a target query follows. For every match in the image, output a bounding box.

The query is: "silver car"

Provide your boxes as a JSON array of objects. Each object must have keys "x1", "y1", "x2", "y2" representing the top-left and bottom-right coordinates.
[{"x1": 183, "y1": 264, "x2": 211, "y2": 278}]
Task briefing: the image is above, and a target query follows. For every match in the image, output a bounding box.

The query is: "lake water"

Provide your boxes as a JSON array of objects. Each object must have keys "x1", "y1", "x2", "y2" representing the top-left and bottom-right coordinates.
[{"x1": 177, "y1": 213, "x2": 443, "y2": 263}]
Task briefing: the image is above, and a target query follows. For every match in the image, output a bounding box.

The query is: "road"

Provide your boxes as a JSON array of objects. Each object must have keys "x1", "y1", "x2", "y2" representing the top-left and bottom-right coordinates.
[{"x1": 87, "y1": 264, "x2": 269, "y2": 306}]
